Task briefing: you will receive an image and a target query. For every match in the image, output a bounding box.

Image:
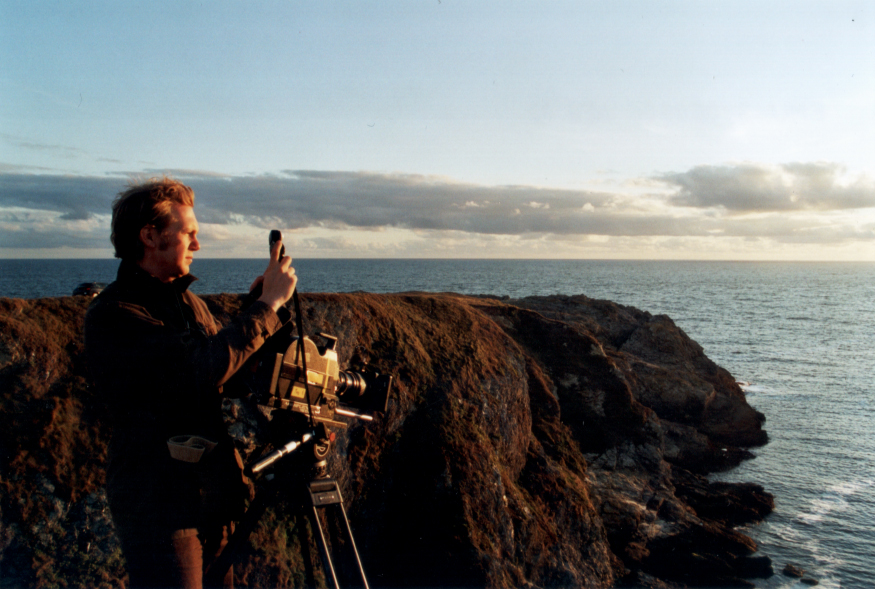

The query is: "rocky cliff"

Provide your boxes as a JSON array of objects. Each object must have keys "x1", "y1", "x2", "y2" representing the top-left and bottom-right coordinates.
[{"x1": 0, "y1": 292, "x2": 772, "y2": 588}]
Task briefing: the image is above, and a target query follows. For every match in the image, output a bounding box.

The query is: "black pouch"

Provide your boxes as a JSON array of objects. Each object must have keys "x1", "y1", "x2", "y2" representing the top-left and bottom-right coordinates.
[{"x1": 168, "y1": 435, "x2": 250, "y2": 524}]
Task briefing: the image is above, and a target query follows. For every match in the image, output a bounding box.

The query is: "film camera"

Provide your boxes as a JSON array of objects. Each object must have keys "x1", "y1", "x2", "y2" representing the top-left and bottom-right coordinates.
[
  {"x1": 238, "y1": 229, "x2": 393, "y2": 430},
  {"x1": 251, "y1": 330, "x2": 393, "y2": 429}
]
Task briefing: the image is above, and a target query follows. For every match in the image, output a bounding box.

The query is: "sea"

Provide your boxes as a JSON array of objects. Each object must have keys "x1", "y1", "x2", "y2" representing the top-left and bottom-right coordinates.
[{"x1": 2, "y1": 258, "x2": 873, "y2": 588}]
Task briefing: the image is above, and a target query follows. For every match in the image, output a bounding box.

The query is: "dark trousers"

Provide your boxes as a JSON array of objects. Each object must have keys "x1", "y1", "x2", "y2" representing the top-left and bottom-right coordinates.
[
  {"x1": 105, "y1": 443, "x2": 247, "y2": 588},
  {"x1": 111, "y1": 511, "x2": 233, "y2": 589}
]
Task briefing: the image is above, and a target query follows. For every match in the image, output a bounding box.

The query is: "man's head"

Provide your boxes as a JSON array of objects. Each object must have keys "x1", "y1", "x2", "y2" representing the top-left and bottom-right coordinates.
[{"x1": 111, "y1": 178, "x2": 200, "y2": 282}]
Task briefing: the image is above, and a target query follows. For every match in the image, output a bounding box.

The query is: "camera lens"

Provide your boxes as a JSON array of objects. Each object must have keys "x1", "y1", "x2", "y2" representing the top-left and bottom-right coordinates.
[{"x1": 336, "y1": 371, "x2": 366, "y2": 399}]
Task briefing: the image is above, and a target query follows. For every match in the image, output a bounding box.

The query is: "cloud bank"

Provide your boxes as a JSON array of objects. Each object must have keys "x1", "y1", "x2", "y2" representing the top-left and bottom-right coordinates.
[
  {"x1": 1, "y1": 162, "x2": 874, "y2": 258},
  {"x1": 661, "y1": 163, "x2": 875, "y2": 212}
]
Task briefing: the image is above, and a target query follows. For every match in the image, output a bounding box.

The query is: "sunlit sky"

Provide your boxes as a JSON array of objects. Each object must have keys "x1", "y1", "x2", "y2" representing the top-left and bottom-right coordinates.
[{"x1": 2, "y1": 1, "x2": 874, "y2": 260}]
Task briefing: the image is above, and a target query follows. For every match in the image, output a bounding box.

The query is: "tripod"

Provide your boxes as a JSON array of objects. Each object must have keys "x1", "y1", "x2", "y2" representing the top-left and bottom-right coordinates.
[
  {"x1": 205, "y1": 423, "x2": 370, "y2": 589},
  {"x1": 212, "y1": 270, "x2": 389, "y2": 588}
]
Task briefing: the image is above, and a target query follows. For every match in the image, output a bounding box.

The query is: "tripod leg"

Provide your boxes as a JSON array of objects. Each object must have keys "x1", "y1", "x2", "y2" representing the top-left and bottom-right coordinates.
[
  {"x1": 336, "y1": 502, "x2": 370, "y2": 589},
  {"x1": 293, "y1": 511, "x2": 318, "y2": 589},
  {"x1": 308, "y1": 479, "x2": 370, "y2": 589},
  {"x1": 308, "y1": 505, "x2": 341, "y2": 589}
]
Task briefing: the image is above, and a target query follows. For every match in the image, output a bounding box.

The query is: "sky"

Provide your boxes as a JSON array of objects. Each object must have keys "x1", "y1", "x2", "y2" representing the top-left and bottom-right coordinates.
[{"x1": 1, "y1": 1, "x2": 874, "y2": 260}]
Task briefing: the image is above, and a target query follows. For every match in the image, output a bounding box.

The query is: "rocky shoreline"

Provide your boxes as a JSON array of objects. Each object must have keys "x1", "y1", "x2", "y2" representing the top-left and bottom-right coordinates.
[{"x1": 0, "y1": 292, "x2": 772, "y2": 588}]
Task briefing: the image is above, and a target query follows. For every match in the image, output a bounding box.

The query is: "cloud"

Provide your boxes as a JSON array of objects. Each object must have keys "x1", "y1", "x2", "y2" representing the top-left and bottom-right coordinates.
[
  {"x1": 2, "y1": 164, "x2": 875, "y2": 256},
  {"x1": 1, "y1": 169, "x2": 622, "y2": 235},
  {"x1": 0, "y1": 207, "x2": 110, "y2": 250},
  {"x1": 660, "y1": 163, "x2": 875, "y2": 212},
  {"x1": 0, "y1": 134, "x2": 90, "y2": 160},
  {"x1": 0, "y1": 173, "x2": 119, "y2": 221}
]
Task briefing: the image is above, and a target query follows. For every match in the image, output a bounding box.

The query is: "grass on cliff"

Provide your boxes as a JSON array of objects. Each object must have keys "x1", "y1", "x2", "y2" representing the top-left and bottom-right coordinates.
[{"x1": 0, "y1": 297, "x2": 124, "y2": 588}]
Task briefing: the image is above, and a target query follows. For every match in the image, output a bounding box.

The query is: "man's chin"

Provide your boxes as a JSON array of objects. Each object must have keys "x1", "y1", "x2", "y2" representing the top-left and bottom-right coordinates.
[{"x1": 173, "y1": 265, "x2": 192, "y2": 280}]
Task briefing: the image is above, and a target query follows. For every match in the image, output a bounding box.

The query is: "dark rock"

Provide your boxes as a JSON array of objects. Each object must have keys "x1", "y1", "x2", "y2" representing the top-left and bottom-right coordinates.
[
  {"x1": 672, "y1": 466, "x2": 774, "y2": 527},
  {"x1": 0, "y1": 292, "x2": 773, "y2": 588},
  {"x1": 640, "y1": 519, "x2": 772, "y2": 586},
  {"x1": 661, "y1": 419, "x2": 755, "y2": 474},
  {"x1": 782, "y1": 563, "x2": 819, "y2": 585}
]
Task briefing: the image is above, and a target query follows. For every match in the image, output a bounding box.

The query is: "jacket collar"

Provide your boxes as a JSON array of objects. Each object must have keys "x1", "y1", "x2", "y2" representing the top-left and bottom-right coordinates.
[{"x1": 117, "y1": 259, "x2": 198, "y2": 294}]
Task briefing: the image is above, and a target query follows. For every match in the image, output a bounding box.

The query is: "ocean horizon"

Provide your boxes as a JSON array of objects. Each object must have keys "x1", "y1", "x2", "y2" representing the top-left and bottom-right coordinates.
[
  {"x1": 2, "y1": 258, "x2": 873, "y2": 588},
  {"x1": 2, "y1": 257, "x2": 873, "y2": 300}
]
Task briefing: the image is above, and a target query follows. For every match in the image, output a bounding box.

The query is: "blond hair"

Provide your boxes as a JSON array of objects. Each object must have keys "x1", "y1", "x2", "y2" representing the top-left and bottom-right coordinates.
[{"x1": 111, "y1": 177, "x2": 195, "y2": 261}]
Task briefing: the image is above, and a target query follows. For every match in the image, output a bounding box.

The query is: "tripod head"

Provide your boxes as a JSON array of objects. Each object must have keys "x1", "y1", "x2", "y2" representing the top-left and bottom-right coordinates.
[{"x1": 248, "y1": 421, "x2": 334, "y2": 477}]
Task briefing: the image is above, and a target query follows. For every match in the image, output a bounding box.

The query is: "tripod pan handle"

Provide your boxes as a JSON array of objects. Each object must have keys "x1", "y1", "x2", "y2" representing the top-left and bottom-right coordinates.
[{"x1": 249, "y1": 432, "x2": 314, "y2": 475}]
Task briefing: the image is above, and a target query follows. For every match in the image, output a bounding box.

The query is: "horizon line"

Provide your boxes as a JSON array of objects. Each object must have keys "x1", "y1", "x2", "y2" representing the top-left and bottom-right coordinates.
[{"x1": 2, "y1": 257, "x2": 874, "y2": 264}]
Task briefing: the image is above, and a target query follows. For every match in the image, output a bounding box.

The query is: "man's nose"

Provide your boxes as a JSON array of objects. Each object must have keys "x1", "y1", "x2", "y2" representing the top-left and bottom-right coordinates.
[{"x1": 191, "y1": 236, "x2": 200, "y2": 251}]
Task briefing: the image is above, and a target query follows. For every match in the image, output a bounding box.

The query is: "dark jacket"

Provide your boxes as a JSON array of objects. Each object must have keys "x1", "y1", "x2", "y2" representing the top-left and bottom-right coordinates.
[{"x1": 84, "y1": 261, "x2": 286, "y2": 531}]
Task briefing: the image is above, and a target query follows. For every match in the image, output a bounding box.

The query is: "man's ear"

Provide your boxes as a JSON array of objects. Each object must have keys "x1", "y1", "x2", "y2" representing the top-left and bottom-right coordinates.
[{"x1": 139, "y1": 225, "x2": 159, "y2": 250}]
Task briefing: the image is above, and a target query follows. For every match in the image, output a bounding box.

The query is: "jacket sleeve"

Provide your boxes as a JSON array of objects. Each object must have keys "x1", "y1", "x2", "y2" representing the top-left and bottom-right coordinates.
[
  {"x1": 186, "y1": 295, "x2": 284, "y2": 388},
  {"x1": 85, "y1": 296, "x2": 285, "y2": 405}
]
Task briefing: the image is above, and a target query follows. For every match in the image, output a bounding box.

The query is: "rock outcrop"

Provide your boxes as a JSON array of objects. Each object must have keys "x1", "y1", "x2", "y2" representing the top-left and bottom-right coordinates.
[{"x1": 0, "y1": 292, "x2": 772, "y2": 588}]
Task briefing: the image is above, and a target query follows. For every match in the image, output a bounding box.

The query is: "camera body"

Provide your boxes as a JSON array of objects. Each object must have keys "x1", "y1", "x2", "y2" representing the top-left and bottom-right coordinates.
[
  {"x1": 253, "y1": 332, "x2": 392, "y2": 428},
  {"x1": 242, "y1": 230, "x2": 392, "y2": 430}
]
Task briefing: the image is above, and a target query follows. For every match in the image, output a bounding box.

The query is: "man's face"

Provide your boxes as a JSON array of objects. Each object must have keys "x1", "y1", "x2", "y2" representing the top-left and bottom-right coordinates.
[{"x1": 146, "y1": 203, "x2": 200, "y2": 282}]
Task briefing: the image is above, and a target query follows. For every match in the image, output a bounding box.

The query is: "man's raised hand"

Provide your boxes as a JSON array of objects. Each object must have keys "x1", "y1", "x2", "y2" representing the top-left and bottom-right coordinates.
[{"x1": 257, "y1": 238, "x2": 297, "y2": 312}]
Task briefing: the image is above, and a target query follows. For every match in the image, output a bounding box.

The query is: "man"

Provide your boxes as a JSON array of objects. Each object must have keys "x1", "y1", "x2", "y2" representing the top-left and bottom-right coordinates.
[{"x1": 85, "y1": 178, "x2": 297, "y2": 588}]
